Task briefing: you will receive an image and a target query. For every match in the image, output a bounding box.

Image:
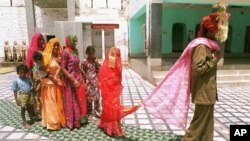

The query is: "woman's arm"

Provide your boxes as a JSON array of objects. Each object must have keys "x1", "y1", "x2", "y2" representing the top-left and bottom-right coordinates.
[{"x1": 61, "y1": 51, "x2": 79, "y2": 87}]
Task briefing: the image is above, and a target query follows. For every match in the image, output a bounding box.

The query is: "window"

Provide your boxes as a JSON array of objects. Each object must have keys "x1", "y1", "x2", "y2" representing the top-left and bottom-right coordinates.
[
  {"x1": 0, "y1": 0, "x2": 11, "y2": 6},
  {"x1": 0, "y1": 0, "x2": 25, "y2": 7},
  {"x1": 93, "y1": 0, "x2": 106, "y2": 8},
  {"x1": 108, "y1": 0, "x2": 121, "y2": 9}
]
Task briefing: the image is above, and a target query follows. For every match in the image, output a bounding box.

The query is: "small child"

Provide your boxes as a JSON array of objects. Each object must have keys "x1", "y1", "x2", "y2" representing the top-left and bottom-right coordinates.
[
  {"x1": 32, "y1": 51, "x2": 48, "y2": 120},
  {"x1": 12, "y1": 64, "x2": 35, "y2": 128},
  {"x1": 81, "y1": 46, "x2": 101, "y2": 119}
]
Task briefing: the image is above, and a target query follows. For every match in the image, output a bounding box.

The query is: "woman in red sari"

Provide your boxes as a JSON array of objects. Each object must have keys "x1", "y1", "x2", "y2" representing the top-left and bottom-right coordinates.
[{"x1": 98, "y1": 47, "x2": 140, "y2": 137}]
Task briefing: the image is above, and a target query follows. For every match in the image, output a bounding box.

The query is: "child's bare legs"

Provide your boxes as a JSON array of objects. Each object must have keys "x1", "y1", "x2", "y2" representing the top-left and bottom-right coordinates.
[
  {"x1": 21, "y1": 107, "x2": 30, "y2": 128},
  {"x1": 34, "y1": 95, "x2": 41, "y2": 121},
  {"x1": 27, "y1": 104, "x2": 35, "y2": 124},
  {"x1": 94, "y1": 100, "x2": 100, "y2": 118},
  {"x1": 34, "y1": 82, "x2": 42, "y2": 121},
  {"x1": 87, "y1": 100, "x2": 92, "y2": 119}
]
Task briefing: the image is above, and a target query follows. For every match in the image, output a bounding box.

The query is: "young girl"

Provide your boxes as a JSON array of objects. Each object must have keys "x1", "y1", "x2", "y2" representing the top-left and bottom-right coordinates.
[
  {"x1": 12, "y1": 64, "x2": 35, "y2": 128},
  {"x1": 81, "y1": 46, "x2": 101, "y2": 118},
  {"x1": 32, "y1": 51, "x2": 48, "y2": 120}
]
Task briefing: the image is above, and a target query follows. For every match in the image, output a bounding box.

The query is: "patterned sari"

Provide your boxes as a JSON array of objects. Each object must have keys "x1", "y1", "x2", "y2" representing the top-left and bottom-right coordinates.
[
  {"x1": 61, "y1": 35, "x2": 87, "y2": 129},
  {"x1": 98, "y1": 47, "x2": 139, "y2": 136}
]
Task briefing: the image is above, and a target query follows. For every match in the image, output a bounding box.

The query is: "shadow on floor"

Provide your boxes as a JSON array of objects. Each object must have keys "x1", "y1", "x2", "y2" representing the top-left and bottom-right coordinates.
[{"x1": 0, "y1": 100, "x2": 182, "y2": 141}]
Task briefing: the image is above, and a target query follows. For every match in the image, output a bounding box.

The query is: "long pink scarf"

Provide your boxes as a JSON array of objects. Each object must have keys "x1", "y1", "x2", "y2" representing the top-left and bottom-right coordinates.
[{"x1": 143, "y1": 37, "x2": 220, "y2": 128}]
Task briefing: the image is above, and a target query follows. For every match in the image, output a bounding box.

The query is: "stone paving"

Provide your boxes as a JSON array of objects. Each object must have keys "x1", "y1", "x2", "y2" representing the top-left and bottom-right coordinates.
[{"x1": 0, "y1": 69, "x2": 249, "y2": 140}]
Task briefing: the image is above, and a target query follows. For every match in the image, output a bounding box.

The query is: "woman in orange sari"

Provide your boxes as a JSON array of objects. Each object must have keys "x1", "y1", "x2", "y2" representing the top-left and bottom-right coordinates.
[
  {"x1": 98, "y1": 47, "x2": 140, "y2": 137},
  {"x1": 41, "y1": 38, "x2": 66, "y2": 130}
]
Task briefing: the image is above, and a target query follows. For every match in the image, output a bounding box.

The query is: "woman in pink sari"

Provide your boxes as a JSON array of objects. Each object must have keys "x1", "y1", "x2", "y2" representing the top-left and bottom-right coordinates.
[
  {"x1": 61, "y1": 35, "x2": 87, "y2": 129},
  {"x1": 25, "y1": 33, "x2": 46, "y2": 120},
  {"x1": 98, "y1": 47, "x2": 140, "y2": 137},
  {"x1": 26, "y1": 33, "x2": 46, "y2": 70}
]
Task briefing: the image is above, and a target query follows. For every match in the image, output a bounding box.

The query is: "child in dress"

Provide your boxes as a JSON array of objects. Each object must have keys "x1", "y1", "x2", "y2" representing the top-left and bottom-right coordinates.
[
  {"x1": 81, "y1": 46, "x2": 101, "y2": 118},
  {"x1": 32, "y1": 51, "x2": 48, "y2": 120},
  {"x1": 12, "y1": 64, "x2": 35, "y2": 128}
]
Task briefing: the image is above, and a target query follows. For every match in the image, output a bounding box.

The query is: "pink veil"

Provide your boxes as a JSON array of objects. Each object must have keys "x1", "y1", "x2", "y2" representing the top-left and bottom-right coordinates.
[
  {"x1": 26, "y1": 33, "x2": 46, "y2": 69},
  {"x1": 143, "y1": 37, "x2": 220, "y2": 128}
]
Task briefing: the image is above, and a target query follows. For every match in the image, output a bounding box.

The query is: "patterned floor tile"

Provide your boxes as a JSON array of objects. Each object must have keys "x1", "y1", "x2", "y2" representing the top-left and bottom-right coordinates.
[
  {"x1": 1, "y1": 69, "x2": 250, "y2": 140},
  {"x1": 0, "y1": 100, "x2": 182, "y2": 141}
]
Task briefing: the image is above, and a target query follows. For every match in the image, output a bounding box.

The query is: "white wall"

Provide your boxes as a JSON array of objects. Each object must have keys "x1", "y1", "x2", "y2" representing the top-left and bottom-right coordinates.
[
  {"x1": 115, "y1": 20, "x2": 129, "y2": 62},
  {"x1": 82, "y1": 0, "x2": 121, "y2": 9},
  {"x1": 82, "y1": 24, "x2": 92, "y2": 58},
  {"x1": 129, "y1": 0, "x2": 146, "y2": 18},
  {"x1": 0, "y1": 7, "x2": 28, "y2": 59},
  {"x1": 35, "y1": 7, "x2": 67, "y2": 30}
]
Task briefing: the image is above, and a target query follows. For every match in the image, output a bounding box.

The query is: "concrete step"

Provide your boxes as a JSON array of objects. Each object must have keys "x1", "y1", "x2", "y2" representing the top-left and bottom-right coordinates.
[
  {"x1": 152, "y1": 70, "x2": 250, "y2": 76},
  {"x1": 217, "y1": 70, "x2": 250, "y2": 75},
  {"x1": 152, "y1": 64, "x2": 250, "y2": 71},
  {"x1": 152, "y1": 70, "x2": 250, "y2": 87},
  {"x1": 217, "y1": 81, "x2": 250, "y2": 87},
  {"x1": 217, "y1": 75, "x2": 250, "y2": 81}
]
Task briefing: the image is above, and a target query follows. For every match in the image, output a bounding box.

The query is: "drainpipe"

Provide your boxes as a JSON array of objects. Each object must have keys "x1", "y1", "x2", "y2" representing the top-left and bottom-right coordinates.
[
  {"x1": 102, "y1": 29, "x2": 105, "y2": 60},
  {"x1": 146, "y1": 0, "x2": 152, "y2": 82}
]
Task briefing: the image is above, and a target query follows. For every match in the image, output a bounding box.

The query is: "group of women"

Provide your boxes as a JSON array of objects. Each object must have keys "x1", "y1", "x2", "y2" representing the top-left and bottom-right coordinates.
[{"x1": 25, "y1": 32, "x2": 139, "y2": 136}]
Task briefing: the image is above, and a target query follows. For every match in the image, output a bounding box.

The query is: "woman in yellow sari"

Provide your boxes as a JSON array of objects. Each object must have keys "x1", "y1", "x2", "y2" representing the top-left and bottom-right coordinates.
[{"x1": 41, "y1": 38, "x2": 66, "y2": 130}]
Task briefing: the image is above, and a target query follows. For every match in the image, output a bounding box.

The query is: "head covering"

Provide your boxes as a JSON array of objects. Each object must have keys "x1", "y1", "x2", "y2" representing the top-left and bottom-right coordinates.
[
  {"x1": 143, "y1": 37, "x2": 220, "y2": 129},
  {"x1": 65, "y1": 34, "x2": 78, "y2": 56},
  {"x1": 198, "y1": 3, "x2": 230, "y2": 39},
  {"x1": 65, "y1": 35, "x2": 75, "y2": 50},
  {"x1": 100, "y1": 47, "x2": 122, "y2": 76},
  {"x1": 43, "y1": 38, "x2": 62, "y2": 66},
  {"x1": 108, "y1": 47, "x2": 118, "y2": 68},
  {"x1": 26, "y1": 33, "x2": 46, "y2": 69}
]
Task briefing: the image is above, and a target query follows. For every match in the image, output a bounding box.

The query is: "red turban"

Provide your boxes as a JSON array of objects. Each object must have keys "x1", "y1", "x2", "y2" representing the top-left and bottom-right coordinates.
[{"x1": 198, "y1": 12, "x2": 219, "y2": 37}]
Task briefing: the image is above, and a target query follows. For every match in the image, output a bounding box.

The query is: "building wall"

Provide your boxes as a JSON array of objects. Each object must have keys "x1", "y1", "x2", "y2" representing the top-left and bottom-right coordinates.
[
  {"x1": 162, "y1": 7, "x2": 210, "y2": 53},
  {"x1": 35, "y1": 6, "x2": 67, "y2": 36},
  {"x1": 129, "y1": 14, "x2": 146, "y2": 56},
  {"x1": 114, "y1": 20, "x2": 129, "y2": 62},
  {"x1": 129, "y1": 0, "x2": 146, "y2": 18},
  {"x1": 0, "y1": 7, "x2": 28, "y2": 59},
  {"x1": 162, "y1": 7, "x2": 250, "y2": 53},
  {"x1": 228, "y1": 7, "x2": 250, "y2": 53}
]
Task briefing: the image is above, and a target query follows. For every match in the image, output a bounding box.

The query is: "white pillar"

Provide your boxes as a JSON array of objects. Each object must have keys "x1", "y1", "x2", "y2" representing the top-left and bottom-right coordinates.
[
  {"x1": 102, "y1": 29, "x2": 105, "y2": 60},
  {"x1": 25, "y1": 0, "x2": 36, "y2": 43},
  {"x1": 67, "y1": 0, "x2": 75, "y2": 21}
]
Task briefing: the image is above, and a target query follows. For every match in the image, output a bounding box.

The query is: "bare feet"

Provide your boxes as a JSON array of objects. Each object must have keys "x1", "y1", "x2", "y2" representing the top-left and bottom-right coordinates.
[
  {"x1": 94, "y1": 111, "x2": 101, "y2": 118},
  {"x1": 23, "y1": 122, "x2": 30, "y2": 129}
]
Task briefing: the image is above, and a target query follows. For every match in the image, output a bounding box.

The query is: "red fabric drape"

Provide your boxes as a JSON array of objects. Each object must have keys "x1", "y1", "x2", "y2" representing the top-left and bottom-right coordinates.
[{"x1": 98, "y1": 48, "x2": 139, "y2": 122}]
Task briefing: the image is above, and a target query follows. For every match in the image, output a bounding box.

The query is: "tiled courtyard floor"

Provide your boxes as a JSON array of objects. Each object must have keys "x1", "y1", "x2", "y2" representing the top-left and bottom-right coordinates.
[{"x1": 0, "y1": 69, "x2": 249, "y2": 141}]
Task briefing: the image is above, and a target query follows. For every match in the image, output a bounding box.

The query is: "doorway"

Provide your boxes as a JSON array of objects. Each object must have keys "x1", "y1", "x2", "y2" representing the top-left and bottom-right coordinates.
[
  {"x1": 45, "y1": 35, "x2": 55, "y2": 42},
  {"x1": 172, "y1": 23, "x2": 186, "y2": 52},
  {"x1": 91, "y1": 29, "x2": 114, "y2": 58},
  {"x1": 225, "y1": 26, "x2": 232, "y2": 53},
  {"x1": 195, "y1": 24, "x2": 200, "y2": 38},
  {"x1": 244, "y1": 26, "x2": 250, "y2": 53}
]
